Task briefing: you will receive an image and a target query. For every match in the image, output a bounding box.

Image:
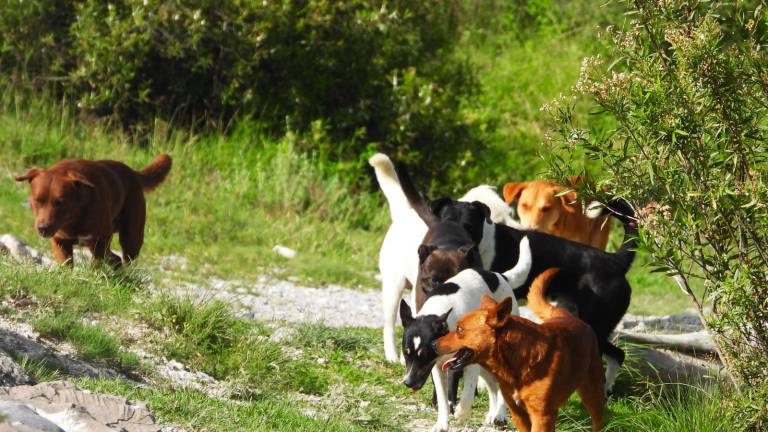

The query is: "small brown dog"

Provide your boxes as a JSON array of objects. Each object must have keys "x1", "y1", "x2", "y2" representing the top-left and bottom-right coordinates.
[
  {"x1": 503, "y1": 180, "x2": 611, "y2": 250},
  {"x1": 436, "y1": 268, "x2": 605, "y2": 432},
  {"x1": 15, "y1": 154, "x2": 172, "y2": 267}
]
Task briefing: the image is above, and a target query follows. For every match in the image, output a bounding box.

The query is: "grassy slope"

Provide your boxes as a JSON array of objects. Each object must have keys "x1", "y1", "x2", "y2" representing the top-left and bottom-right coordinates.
[
  {"x1": 0, "y1": 93, "x2": 387, "y2": 288},
  {"x1": 0, "y1": 261, "x2": 731, "y2": 431},
  {"x1": 0, "y1": 89, "x2": 691, "y2": 315}
]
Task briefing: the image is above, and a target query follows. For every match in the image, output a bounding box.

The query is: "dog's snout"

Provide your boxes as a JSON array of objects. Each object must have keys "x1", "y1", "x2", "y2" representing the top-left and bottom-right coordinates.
[{"x1": 36, "y1": 223, "x2": 53, "y2": 237}]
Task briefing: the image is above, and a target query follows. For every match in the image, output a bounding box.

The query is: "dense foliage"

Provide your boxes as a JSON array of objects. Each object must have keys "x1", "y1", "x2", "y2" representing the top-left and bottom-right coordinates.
[
  {"x1": 545, "y1": 1, "x2": 768, "y2": 427},
  {"x1": 0, "y1": 0, "x2": 480, "y2": 184}
]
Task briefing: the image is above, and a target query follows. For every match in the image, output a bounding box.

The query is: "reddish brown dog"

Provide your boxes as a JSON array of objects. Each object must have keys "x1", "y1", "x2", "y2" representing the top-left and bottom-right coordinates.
[
  {"x1": 436, "y1": 268, "x2": 605, "y2": 432},
  {"x1": 503, "y1": 180, "x2": 611, "y2": 250},
  {"x1": 15, "y1": 155, "x2": 172, "y2": 267}
]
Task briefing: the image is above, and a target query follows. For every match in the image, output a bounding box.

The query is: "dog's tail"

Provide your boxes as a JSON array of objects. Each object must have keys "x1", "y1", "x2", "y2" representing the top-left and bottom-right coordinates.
[
  {"x1": 137, "y1": 154, "x2": 172, "y2": 192},
  {"x1": 368, "y1": 153, "x2": 438, "y2": 226},
  {"x1": 368, "y1": 153, "x2": 412, "y2": 220},
  {"x1": 602, "y1": 198, "x2": 638, "y2": 272},
  {"x1": 394, "y1": 162, "x2": 437, "y2": 226},
  {"x1": 502, "y1": 236, "x2": 532, "y2": 288},
  {"x1": 527, "y1": 268, "x2": 566, "y2": 321}
]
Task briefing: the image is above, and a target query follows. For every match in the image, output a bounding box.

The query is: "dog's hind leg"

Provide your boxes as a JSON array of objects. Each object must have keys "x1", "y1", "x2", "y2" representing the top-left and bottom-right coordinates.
[
  {"x1": 578, "y1": 352, "x2": 606, "y2": 432},
  {"x1": 453, "y1": 366, "x2": 479, "y2": 423},
  {"x1": 599, "y1": 340, "x2": 625, "y2": 394},
  {"x1": 479, "y1": 368, "x2": 509, "y2": 425},
  {"x1": 382, "y1": 273, "x2": 407, "y2": 363},
  {"x1": 118, "y1": 194, "x2": 146, "y2": 265}
]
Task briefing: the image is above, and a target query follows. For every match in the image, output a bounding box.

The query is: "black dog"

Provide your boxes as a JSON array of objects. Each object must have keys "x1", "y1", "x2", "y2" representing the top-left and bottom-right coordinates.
[{"x1": 397, "y1": 164, "x2": 637, "y2": 393}]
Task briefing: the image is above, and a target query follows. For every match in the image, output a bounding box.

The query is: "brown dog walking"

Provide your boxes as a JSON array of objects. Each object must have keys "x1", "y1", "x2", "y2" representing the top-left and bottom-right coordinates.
[
  {"x1": 15, "y1": 154, "x2": 172, "y2": 268},
  {"x1": 436, "y1": 268, "x2": 605, "y2": 432}
]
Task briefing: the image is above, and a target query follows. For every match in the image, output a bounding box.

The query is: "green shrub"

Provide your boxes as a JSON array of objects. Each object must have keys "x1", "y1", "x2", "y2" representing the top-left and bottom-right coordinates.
[
  {"x1": 545, "y1": 0, "x2": 768, "y2": 425},
  {"x1": 0, "y1": 0, "x2": 478, "y2": 186}
]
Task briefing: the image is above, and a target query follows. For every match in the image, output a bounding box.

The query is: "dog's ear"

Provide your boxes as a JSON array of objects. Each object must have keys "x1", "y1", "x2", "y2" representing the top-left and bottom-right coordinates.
[
  {"x1": 486, "y1": 297, "x2": 513, "y2": 329},
  {"x1": 67, "y1": 171, "x2": 96, "y2": 189},
  {"x1": 400, "y1": 299, "x2": 414, "y2": 328},
  {"x1": 471, "y1": 201, "x2": 492, "y2": 223},
  {"x1": 502, "y1": 182, "x2": 527, "y2": 205},
  {"x1": 557, "y1": 189, "x2": 579, "y2": 214},
  {"x1": 15, "y1": 168, "x2": 42, "y2": 183},
  {"x1": 457, "y1": 244, "x2": 477, "y2": 256},
  {"x1": 435, "y1": 308, "x2": 452, "y2": 335},
  {"x1": 418, "y1": 244, "x2": 437, "y2": 264},
  {"x1": 429, "y1": 197, "x2": 453, "y2": 218},
  {"x1": 479, "y1": 294, "x2": 498, "y2": 311}
]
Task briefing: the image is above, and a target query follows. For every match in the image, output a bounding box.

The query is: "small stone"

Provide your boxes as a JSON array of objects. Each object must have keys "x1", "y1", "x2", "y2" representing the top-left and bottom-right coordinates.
[
  {"x1": 272, "y1": 245, "x2": 297, "y2": 259},
  {"x1": 269, "y1": 327, "x2": 298, "y2": 343}
]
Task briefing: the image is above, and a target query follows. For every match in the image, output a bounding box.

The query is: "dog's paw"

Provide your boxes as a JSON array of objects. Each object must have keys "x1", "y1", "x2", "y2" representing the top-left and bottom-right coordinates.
[
  {"x1": 484, "y1": 412, "x2": 506, "y2": 426},
  {"x1": 384, "y1": 350, "x2": 400, "y2": 364},
  {"x1": 430, "y1": 420, "x2": 450, "y2": 432},
  {"x1": 453, "y1": 401, "x2": 471, "y2": 424},
  {"x1": 604, "y1": 378, "x2": 616, "y2": 396},
  {"x1": 485, "y1": 406, "x2": 508, "y2": 426}
]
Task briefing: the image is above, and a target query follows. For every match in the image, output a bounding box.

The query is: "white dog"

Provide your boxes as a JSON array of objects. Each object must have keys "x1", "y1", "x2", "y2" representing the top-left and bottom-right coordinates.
[{"x1": 368, "y1": 153, "x2": 518, "y2": 363}]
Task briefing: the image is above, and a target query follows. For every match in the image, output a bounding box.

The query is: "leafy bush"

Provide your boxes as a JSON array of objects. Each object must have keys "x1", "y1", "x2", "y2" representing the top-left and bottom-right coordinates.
[
  {"x1": 545, "y1": 0, "x2": 768, "y2": 425},
  {"x1": 0, "y1": 0, "x2": 478, "y2": 185}
]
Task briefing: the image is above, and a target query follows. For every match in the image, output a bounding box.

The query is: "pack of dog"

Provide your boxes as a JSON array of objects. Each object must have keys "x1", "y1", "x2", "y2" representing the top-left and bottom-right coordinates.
[
  {"x1": 368, "y1": 153, "x2": 518, "y2": 363},
  {"x1": 400, "y1": 237, "x2": 532, "y2": 432},
  {"x1": 395, "y1": 162, "x2": 637, "y2": 393}
]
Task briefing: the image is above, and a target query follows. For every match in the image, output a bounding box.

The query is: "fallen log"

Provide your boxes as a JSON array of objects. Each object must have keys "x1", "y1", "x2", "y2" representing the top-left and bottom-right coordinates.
[
  {"x1": 616, "y1": 330, "x2": 715, "y2": 354},
  {"x1": 628, "y1": 345, "x2": 726, "y2": 384}
]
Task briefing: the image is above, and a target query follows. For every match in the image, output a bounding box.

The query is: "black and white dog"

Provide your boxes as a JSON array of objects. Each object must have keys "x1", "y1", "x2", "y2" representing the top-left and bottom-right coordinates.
[{"x1": 400, "y1": 237, "x2": 532, "y2": 432}]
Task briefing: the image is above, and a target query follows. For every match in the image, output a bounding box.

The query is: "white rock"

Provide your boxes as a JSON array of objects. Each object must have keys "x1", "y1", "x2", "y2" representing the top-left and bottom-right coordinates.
[{"x1": 272, "y1": 245, "x2": 297, "y2": 259}]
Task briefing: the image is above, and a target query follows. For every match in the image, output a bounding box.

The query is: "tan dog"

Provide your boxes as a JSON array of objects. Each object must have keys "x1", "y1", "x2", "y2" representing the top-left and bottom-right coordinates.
[
  {"x1": 436, "y1": 268, "x2": 605, "y2": 432},
  {"x1": 503, "y1": 180, "x2": 611, "y2": 250},
  {"x1": 15, "y1": 155, "x2": 172, "y2": 267}
]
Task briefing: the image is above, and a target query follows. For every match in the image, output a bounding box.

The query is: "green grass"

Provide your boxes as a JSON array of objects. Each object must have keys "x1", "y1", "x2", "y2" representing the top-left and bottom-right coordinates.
[
  {"x1": 0, "y1": 87, "x2": 695, "y2": 316},
  {"x1": 0, "y1": 89, "x2": 386, "y2": 287},
  {"x1": 2, "y1": 258, "x2": 738, "y2": 431},
  {"x1": 33, "y1": 312, "x2": 140, "y2": 368}
]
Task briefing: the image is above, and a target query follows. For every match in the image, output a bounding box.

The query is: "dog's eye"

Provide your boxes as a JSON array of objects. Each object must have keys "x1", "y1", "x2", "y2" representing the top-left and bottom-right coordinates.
[
  {"x1": 456, "y1": 326, "x2": 463, "y2": 337},
  {"x1": 54, "y1": 199, "x2": 65, "y2": 208},
  {"x1": 541, "y1": 206, "x2": 551, "y2": 212},
  {"x1": 405, "y1": 348, "x2": 411, "y2": 355}
]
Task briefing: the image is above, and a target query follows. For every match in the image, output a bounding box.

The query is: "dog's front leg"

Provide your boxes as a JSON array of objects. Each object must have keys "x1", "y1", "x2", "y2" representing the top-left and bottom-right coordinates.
[
  {"x1": 479, "y1": 368, "x2": 509, "y2": 425},
  {"x1": 51, "y1": 238, "x2": 74, "y2": 265},
  {"x1": 454, "y1": 365, "x2": 480, "y2": 424},
  {"x1": 430, "y1": 366, "x2": 450, "y2": 432}
]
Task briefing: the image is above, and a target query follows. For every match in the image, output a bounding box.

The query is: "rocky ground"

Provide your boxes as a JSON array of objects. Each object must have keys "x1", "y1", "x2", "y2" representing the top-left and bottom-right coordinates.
[{"x1": 0, "y1": 234, "x2": 711, "y2": 432}]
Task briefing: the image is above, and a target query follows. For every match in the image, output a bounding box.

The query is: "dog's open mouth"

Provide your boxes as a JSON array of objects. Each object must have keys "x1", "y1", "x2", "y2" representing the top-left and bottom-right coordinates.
[{"x1": 441, "y1": 348, "x2": 474, "y2": 371}]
